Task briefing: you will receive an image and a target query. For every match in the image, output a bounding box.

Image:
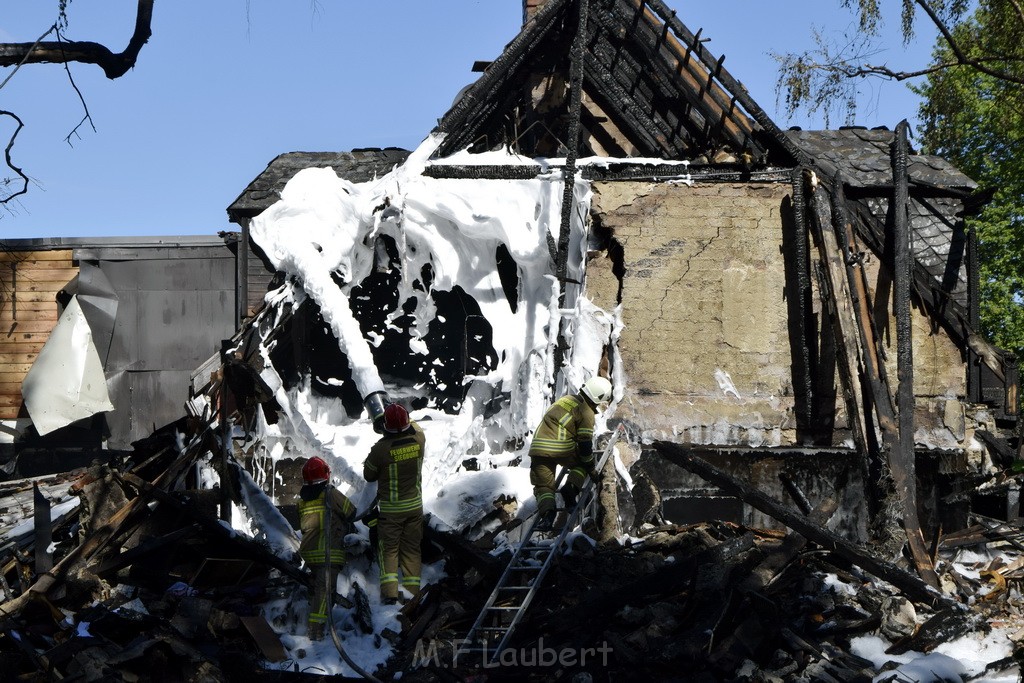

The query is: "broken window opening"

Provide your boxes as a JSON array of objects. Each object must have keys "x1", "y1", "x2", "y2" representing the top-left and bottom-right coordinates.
[{"x1": 589, "y1": 218, "x2": 626, "y2": 303}]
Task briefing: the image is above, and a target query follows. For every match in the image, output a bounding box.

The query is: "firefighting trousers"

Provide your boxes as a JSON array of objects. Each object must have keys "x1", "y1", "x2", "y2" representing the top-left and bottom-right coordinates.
[
  {"x1": 532, "y1": 456, "x2": 589, "y2": 516},
  {"x1": 377, "y1": 510, "x2": 423, "y2": 600},
  {"x1": 308, "y1": 562, "x2": 340, "y2": 630},
  {"x1": 530, "y1": 454, "x2": 588, "y2": 515}
]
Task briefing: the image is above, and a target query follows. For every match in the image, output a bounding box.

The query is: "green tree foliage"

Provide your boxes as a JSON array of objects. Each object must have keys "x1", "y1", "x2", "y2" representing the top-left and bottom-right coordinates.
[
  {"x1": 914, "y1": 2, "x2": 1024, "y2": 360},
  {"x1": 776, "y1": 1, "x2": 1024, "y2": 359}
]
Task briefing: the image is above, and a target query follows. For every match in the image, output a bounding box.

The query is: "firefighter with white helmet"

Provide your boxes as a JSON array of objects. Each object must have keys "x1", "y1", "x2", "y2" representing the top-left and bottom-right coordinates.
[
  {"x1": 297, "y1": 455, "x2": 356, "y2": 640},
  {"x1": 363, "y1": 403, "x2": 426, "y2": 604},
  {"x1": 529, "y1": 376, "x2": 613, "y2": 532}
]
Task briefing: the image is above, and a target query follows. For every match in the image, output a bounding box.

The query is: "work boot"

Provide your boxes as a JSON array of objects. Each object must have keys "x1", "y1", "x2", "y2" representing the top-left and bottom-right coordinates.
[
  {"x1": 535, "y1": 509, "x2": 556, "y2": 532},
  {"x1": 560, "y1": 482, "x2": 580, "y2": 508}
]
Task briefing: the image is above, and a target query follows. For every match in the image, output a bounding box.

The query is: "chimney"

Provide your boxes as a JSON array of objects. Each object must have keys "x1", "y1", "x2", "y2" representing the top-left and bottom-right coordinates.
[{"x1": 523, "y1": 0, "x2": 547, "y2": 24}]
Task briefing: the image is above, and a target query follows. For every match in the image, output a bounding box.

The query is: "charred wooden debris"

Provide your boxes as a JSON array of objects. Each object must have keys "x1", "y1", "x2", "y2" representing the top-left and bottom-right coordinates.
[{"x1": 1, "y1": 410, "x2": 1024, "y2": 681}]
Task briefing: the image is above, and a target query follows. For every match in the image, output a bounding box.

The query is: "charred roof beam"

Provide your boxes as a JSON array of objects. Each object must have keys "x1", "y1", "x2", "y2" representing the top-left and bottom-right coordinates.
[
  {"x1": 592, "y1": 1, "x2": 760, "y2": 159},
  {"x1": 435, "y1": 0, "x2": 572, "y2": 156},
  {"x1": 588, "y1": 8, "x2": 713, "y2": 158},
  {"x1": 581, "y1": 54, "x2": 681, "y2": 157},
  {"x1": 642, "y1": 0, "x2": 809, "y2": 165}
]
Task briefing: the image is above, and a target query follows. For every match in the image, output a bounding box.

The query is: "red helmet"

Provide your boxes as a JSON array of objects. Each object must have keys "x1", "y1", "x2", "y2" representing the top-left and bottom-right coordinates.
[
  {"x1": 383, "y1": 403, "x2": 410, "y2": 433},
  {"x1": 302, "y1": 456, "x2": 330, "y2": 484}
]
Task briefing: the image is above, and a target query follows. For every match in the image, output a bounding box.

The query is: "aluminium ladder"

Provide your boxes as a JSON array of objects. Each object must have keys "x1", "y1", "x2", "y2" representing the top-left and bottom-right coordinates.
[{"x1": 455, "y1": 424, "x2": 625, "y2": 666}]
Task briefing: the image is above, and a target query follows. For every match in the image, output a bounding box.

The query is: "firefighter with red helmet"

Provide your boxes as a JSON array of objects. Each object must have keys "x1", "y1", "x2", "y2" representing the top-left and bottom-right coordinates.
[
  {"x1": 362, "y1": 403, "x2": 425, "y2": 604},
  {"x1": 529, "y1": 376, "x2": 613, "y2": 532},
  {"x1": 298, "y1": 455, "x2": 356, "y2": 640}
]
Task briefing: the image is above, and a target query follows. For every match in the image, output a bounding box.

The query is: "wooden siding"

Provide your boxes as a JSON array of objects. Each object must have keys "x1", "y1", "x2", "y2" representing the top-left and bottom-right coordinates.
[{"x1": 0, "y1": 250, "x2": 76, "y2": 420}]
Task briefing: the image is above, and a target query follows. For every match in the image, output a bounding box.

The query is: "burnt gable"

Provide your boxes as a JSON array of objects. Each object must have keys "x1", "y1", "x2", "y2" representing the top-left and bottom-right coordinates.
[{"x1": 433, "y1": 0, "x2": 800, "y2": 164}]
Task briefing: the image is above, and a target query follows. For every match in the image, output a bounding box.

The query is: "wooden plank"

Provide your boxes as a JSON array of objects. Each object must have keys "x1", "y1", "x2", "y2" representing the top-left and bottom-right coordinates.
[
  {"x1": 0, "y1": 250, "x2": 74, "y2": 262},
  {"x1": 0, "y1": 302, "x2": 60, "y2": 315},
  {"x1": 6, "y1": 281, "x2": 71, "y2": 294},
  {"x1": 239, "y1": 615, "x2": 288, "y2": 662},
  {"x1": 9, "y1": 291, "x2": 62, "y2": 303},
  {"x1": 0, "y1": 321, "x2": 58, "y2": 334},
  {"x1": 0, "y1": 339, "x2": 46, "y2": 350},
  {"x1": 0, "y1": 267, "x2": 78, "y2": 281},
  {"x1": 809, "y1": 181, "x2": 871, "y2": 455},
  {"x1": 0, "y1": 363, "x2": 36, "y2": 376},
  {"x1": 0, "y1": 353, "x2": 40, "y2": 365},
  {"x1": 0, "y1": 407, "x2": 23, "y2": 420},
  {"x1": 0, "y1": 332, "x2": 52, "y2": 344}
]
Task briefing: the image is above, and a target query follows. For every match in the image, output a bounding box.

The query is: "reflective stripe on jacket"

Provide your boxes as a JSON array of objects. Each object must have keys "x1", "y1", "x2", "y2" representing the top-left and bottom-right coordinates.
[
  {"x1": 364, "y1": 422, "x2": 425, "y2": 515},
  {"x1": 298, "y1": 485, "x2": 355, "y2": 565},
  {"x1": 528, "y1": 394, "x2": 595, "y2": 464}
]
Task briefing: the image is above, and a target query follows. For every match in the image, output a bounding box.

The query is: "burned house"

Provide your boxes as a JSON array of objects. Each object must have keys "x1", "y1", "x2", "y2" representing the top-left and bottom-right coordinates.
[
  {"x1": 226, "y1": 0, "x2": 1018, "y2": 548},
  {"x1": 3, "y1": 0, "x2": 1023, "y2": 680}
]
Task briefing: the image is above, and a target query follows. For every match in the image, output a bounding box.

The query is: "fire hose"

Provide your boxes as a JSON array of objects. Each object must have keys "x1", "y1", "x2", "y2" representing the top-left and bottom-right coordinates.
[{"x1": 323, "y1": 497, "x2": 382, "y2": 683}]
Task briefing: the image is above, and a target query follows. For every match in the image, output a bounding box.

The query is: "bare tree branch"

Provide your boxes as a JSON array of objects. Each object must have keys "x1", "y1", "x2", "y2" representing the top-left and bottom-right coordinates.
[
  {"x1": 825, "y1": 54, "x2": 1024, "y2": 82},
  {"x1": 915, "y1": 0, "x2": 1024, "y2": 85},
  {"x1": 55, "y1": 29, "x2": 97, "y2": 146},
  {"x1": 0, "y1": 112, "x2": 29, "y2": 205},
  {"x1": 0, "y1": 25, "x2": 56, "y2": 92},
  {"x1": 0, "y1": 0, "x2": 154, "y2": 79}
]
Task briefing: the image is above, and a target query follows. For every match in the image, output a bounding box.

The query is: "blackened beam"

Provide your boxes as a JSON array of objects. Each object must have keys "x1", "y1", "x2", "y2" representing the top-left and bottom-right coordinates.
[
  {"x1": 644, "y1": 0, "x2": 810, "y2": 165},
  {"x1": 967, "y1": 221, "x2": 983, "y2": 402},
  {"x1": 617, "y1": 0, "x2": 754, "y2": 144},
  {"x1": 434, "y1": 0, "x2": 571, "y2": 152},
  {"x1": 845, "y1": 198, "x2": 969, "y2": 335},
  {"x1": 788, "y1": 168, "x2": 816, "y2": 434},
  {"x1": 582, "y1": 54, "x2": 674, "y2": 156},
  {"x1": 553, "y1": 0, "x2": 590, "y2": 379},
  {"x1": 652, "y1": 441, "x2": 959, "y2": 611},
  {"x1": 892, "y1": 120, "x2": 920, "y2": 560},
  {"x1": 584, "y1": 23, "x2": 694, "y2": 154},
  {"x1": 588, "y1": 5, "x2": 755, "y2": 157},
  {"x1": 831, "y1": 174, "x2": 939, "y2": 589},
  {"x1": 808, "y1": 181, "x2": 872, "y2": 458},
  {"x1": 89, "y1": 524, "x2": 201, "y2": 576},
  {"x1": 422, "y1": 163, "x2": 792, "y2": 182},
  {"x1": 117, "y1": 471, "x2": 309, "y2": 586}
]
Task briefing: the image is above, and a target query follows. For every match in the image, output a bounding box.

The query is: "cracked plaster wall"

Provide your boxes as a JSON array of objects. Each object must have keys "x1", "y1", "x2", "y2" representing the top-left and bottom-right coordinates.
[
  {"x1": 589, "y1": 181, "x2": 796, "y2": 447},
  {"x1": 587, "y1": 181, "x2": 972, "y2": 453}
]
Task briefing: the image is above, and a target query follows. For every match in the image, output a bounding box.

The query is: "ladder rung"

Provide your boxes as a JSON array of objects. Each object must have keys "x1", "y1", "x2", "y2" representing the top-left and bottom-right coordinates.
[
  {"x1": 484, "y1": 606, "x2": 520, "y2": 611},
  {"x1": 497, "y1": 585, "x2": 530, "y2": 590}
]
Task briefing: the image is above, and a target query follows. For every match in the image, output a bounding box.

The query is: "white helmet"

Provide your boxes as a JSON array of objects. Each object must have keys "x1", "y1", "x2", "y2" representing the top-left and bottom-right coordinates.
[{"x1": 581, "y1": 376, "x2": 612, "y2": 405}]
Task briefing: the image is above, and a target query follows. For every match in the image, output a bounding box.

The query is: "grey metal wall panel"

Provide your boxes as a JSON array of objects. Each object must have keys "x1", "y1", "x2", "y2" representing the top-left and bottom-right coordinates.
[
  {"x1": 98, "y1": 257, "x2": 235, "y2": 292},
  {"x1": 127, "y1": 370, "x2": 191, "y2": 445},
  {"x1": 106, "y1": 289, "x2": 139, "y2": 374},
  {"x1": 104, "y1": 371, "x2": 133, "y2": 450},
  {"x1": 134, "y1": 289, "x2": 234, "y2": 370}
]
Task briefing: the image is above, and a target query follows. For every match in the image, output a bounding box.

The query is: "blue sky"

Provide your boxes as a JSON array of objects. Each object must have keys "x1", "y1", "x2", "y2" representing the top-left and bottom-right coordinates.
[{"x1": 0, "y1": 1, "x2": 938, "y2": 238}]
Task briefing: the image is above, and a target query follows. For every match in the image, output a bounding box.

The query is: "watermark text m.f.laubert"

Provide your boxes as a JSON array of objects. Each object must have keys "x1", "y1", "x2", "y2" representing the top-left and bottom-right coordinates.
[{"x1": 413, "y1": 638, "x2": 613, "y2": 669}]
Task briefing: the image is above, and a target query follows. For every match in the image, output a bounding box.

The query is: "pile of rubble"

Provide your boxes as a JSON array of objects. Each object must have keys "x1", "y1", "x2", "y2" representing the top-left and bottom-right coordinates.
[{"x1": 2, "y1": 431, "x2": 1024, "y2": 680}]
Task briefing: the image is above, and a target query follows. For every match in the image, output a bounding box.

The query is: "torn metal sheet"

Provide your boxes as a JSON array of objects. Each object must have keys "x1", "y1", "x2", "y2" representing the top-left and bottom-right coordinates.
[
  {"x1": 76, "y1": 262, "x2": 119, "y2": 366},
  {"x1": 21, "y1": 296, "x2": 115, "y2": 436}
]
